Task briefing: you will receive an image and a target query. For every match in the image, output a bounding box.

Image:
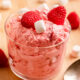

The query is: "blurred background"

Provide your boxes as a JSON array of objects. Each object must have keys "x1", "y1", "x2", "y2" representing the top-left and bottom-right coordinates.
[{"x1": 0, "y1": 0, "x2": 80, "y2": 80}]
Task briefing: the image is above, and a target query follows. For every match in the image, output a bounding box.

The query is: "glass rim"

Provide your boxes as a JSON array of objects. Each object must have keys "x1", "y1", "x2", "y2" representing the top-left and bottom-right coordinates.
[{"x1": 4, "y1": 13, "x2": 70, "y2": 48}]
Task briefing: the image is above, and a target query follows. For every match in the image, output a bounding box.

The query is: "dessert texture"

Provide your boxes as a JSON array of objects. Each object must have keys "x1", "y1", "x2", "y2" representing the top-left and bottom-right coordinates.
[{"x1": 5, "y1": 5, "x2": 70, "y2": 80}]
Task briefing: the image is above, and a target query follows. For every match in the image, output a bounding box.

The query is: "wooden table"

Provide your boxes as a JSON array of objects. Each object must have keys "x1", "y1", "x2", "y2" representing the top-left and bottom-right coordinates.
[{"x1": 0, "y1": 0, "x2": 80, "y2": 80}]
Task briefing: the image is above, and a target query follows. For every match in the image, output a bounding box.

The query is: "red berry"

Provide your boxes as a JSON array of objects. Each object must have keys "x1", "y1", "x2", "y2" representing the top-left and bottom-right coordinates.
[
  {"x1": 21, "y1": 11, "x2": 42, "y2": 29},
  {"x1": 67, "y1": 12, "x2": 80, "y2": 30},
  {"x1": 0, "y1": 49, "x2": 8, "y2": 67},
  {"x1": 47, "y1": 6, "x2": 66, "y2": 25}
]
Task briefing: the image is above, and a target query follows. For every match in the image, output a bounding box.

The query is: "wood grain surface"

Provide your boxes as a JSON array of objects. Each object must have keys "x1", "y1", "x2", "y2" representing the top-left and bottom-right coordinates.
[{"x1": 0, "y1": 0, "x2": 80, "y2": 80}]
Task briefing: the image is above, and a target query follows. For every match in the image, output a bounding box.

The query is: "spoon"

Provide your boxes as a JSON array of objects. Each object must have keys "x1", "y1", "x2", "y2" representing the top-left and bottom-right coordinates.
[{"x1": 64, "y1": 59, "x2": 80, "y2": 80}]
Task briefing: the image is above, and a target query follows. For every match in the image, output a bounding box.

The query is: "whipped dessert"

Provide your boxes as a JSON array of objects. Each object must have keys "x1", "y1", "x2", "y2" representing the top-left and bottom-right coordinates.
[{"x1": 5, "y1": 4, "x2": 70, "y2": 80}]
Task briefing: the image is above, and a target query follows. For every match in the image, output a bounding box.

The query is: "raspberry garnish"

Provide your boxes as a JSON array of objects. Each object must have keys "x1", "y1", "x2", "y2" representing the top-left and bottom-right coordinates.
[
  {"x1": 21, "y1": 11, "x2": 42, "y2": 29},
  {"x1": 67, "y1": 12, "x2": 80, "y2": 30},
  {"x1": 47, "y1": 6, "x2": 66, "y2": 25}
]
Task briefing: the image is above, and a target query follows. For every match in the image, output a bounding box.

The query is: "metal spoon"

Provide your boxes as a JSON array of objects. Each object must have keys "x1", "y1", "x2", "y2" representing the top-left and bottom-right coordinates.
[{"x1": 64, "y1": 60, "x2": 80, "y2": 80}]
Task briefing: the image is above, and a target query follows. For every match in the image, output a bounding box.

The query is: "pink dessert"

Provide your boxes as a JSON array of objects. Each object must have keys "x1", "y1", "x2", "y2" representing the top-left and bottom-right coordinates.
[{"x1": 5, "y1": 5, "x2": 70, "y2": 80}]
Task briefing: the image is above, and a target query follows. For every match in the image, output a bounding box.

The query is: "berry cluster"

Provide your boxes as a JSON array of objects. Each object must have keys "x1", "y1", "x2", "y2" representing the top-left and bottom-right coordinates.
[{"x1": 21, "y1": 6, "x2": 66, "y2": 29}]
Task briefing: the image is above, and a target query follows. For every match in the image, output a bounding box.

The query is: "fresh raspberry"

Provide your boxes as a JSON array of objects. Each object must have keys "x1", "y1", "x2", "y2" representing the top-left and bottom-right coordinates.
[
  {"x1": 67, "y1": 12, "x2": 80, "y2": 30},
  {"x1": 0, "y1": 49, "x2": 8, "y2": 67},
  {"x1": 21, "y1": 11, "x2": 42, "y2": 29},
  {"x1": 47, "y1": 6, "x2": 66, "y2": 25}
]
